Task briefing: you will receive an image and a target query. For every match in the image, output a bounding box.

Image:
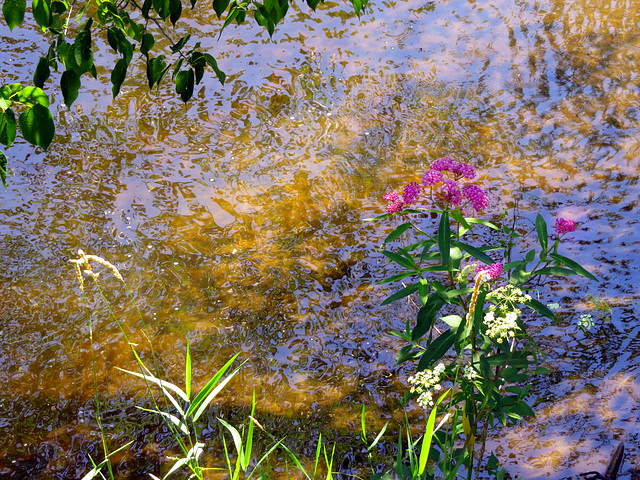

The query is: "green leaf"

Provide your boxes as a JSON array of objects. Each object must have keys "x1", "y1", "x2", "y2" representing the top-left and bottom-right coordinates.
[
  {"x1": 175, "y1": 69, "x2": 194, "y2": 102},
  {"x1": 146, "y1": 55, "x2": 167, "y2": 88},
  {"x1": 506, "y1": 400, "x2": 535, "y2": 419},
  {"x1": 550, "y1": 253, "x2": 598, "y2": 281},
  {"x1": 419, "y1": 390, "x2": 450, "y2": 475},
  {"x1": 417, "y1": 329, "x2": 454, "y2": 370},
  {"x1": 111, "y1": 58, "x2": 127, "y2": 98},
  {"x1": 396, "y1": 345, "x2": 419, "y2": 364},
  {"x1": 140, "y1": 33, "x2": 155, "y2": 55},
  {"x1": 525, "y1": 248, "x2": 536, "y2": 263},
  {"x1": 15, "y1": 86, "x2": 49, "y2": 107},
  {"x1": 201, "y1": 53, "x2": 225, "y2": 83},
  {"x1": 60, "y1": 70, "x2": 80, "y2": 108},
  {"x1": 441, "y1": 315, "x2": 462, "y2": 330},
  {"x1": 32, "y1": 0, "x2": 52, "y2": 28},
  {"x1": 171, "y1": 33, "x2": 191, "y2": 53},
  {"x1": 186, "y1": 352, "x2": 242, "y2": 421},
  {"x1": 3, "y1": 0, "x2": 26, "y2": 30},
  {"x1": 465, "y1": 217, "x2": 500, "y2": 230},
  {"x1": 0, "y1": 149, "x2": 7, "y2": 187},
  {"x1": 305, "y1": 0, "x2": 320, "y2": 9},
  {"x1": 350, "y1": 0, "x2": 366, "y2": 15},
  {"x1": 73, "y1": 29, "x2": 93, "y2": 72},
  {"x1": 0, "y1": 109, "x2": 17, "y2": 147},
  {"x1": 381, "y1": 250, "x2": 415, "y2": 270},
  {"x1": 534, "y1": 266, "x2": 574, "y2": 277},
  {"x1": 381, "y1": 283, "x2": 419, "y2": 306},
  {"x1": 453, "y1": 240, "x2": 494, "y2": 264},
  {"x1": 438, "y1": 212, "x2": 450, "y2": 267},
  {"x1": 33, "y1": 56, "x2": 51, "y2": 87},
  {"x1": 141, "y1": 0, "x2": 152, "y2": 17},
  {"x1": 376, "y1": 271, "x2": 414, "y2": 285},
  {"x1": 185, "y1": 338, "x2": 192, "y2": 400},
  {"x1": 535, "y1": 214, "x2": 548, "y2": 251},
  {"x1": 412, "y1": 295, "x2": 444, "y2": 340},
  {"x1": 169, "y1": 0, "x2": 181, "y2": 25},
  {"x1": 524, "y1": 297, "x2": 557, "y2": 321},
  {"x1": 18, "y1": 104, "x2": 54, "y2": 150},
  {"x1": 509, "y1": 264, "x2": 531, "y2": 285},
  {"x1": 383, "y1": 222, "x2": 412, "y2": 244},
  {"x1": 212, "y1": 0, "x2": 230, "y2": 17},
  {"x1": 152, "y1": 0, "x2": 171, "y2": 19},
  {"x1": 500, "y1": 368, "x2": 529, "y2": 383}
]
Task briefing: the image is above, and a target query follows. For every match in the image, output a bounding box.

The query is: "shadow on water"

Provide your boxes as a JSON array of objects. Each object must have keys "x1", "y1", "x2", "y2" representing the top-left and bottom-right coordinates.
[{"x1": 2, "y1": 0, "x2": 640, "y2": 478}]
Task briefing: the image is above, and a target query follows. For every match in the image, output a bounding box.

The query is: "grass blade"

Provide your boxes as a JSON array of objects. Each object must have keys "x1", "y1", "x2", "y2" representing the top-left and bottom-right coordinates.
[
  {"x1": 243, "y1": 392, "x2": 256, "y2": 470},
  {"x1": 187, "y1": 353, "x2": 243, "y2": 421},
  {"x1": 419, "y1": 390, "x2": 451, "y2": 476},
  {"x1": 185, "y1": 338, "x2": 192, "y2": 400},
  {"x1": 116, "y1": 367, "x2": 186, "y2": 415}
]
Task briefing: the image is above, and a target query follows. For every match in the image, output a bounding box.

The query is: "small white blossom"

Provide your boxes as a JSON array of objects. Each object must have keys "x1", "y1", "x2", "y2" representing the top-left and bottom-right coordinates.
[
  {"x1": 463, "y1": 365, "x2": 478, "y2": 381},
  {"x1": 547, "y1": 302, "x2": 561, "y2": 310},
  {"x1": 408, "y1": 363, "x2": 445, "y2": 410}
]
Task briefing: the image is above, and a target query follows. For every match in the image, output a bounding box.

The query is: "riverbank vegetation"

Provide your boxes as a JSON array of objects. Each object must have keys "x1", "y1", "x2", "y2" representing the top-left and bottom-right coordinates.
[{"x1": 72, "y1": 158, "x2": 600, "y2": 479}]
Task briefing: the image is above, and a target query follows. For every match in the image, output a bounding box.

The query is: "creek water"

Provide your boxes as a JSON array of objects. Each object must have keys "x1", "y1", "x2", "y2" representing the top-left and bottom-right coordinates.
[{"x1": 1, "y1": 0, "x2": 640, "y2": 478}]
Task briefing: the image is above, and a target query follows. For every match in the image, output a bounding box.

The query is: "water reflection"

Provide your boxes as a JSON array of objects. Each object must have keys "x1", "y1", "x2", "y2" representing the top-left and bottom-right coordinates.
[{"x1": 1, "y1": 0, "x2": 640, "y2": 477}]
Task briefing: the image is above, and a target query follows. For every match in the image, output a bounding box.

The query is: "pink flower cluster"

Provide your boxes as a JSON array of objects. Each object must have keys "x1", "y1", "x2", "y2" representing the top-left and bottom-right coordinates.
[
  {"x1": 430, "y1": 157, "x2": 476, "y2": 179},
  {"x1": 475, "y1": 263, "x2": 503, "y2": 281},
  {"x1": 554, "y1": 218, "x2": 577, "y2": 235},
  {"x1": 382, "y1": 157, "x2": 488, "y2": 214}
]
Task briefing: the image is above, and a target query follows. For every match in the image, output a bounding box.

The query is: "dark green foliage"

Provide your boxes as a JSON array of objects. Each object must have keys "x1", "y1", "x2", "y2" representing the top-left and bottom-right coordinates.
[
  {"x1": 0, "y1": 0, "x2": 369, "y2": 184},
  {"x1": 2, "y1": 0, "x2": 26, "y2": 30}
]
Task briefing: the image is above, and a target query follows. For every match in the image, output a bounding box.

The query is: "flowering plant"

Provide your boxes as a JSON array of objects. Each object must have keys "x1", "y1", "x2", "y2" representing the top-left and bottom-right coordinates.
[{"x1": 368, "y1": 158, "x2": 597, "y2": 479}]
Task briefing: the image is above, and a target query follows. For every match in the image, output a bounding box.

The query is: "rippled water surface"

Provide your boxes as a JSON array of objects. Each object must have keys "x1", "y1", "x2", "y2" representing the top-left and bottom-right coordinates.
[{"x1": 1, "y1": 0, "x2": 640, "y2": 478}]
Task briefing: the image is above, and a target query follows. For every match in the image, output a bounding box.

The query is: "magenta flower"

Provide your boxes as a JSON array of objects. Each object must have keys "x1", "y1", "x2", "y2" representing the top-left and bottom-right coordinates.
[
  {"x1": 554, "y1": 218, "x2": 577, "y2": 234},
  {"x1": 442, "y1": 179, "x2": 463, "y2": 207},
  {"x1": 462, "y1": 184, "x2": 489, "y2": 212},
  {"x1": 475, "y1": 263, "x2": 503, "y2": 281},
  {"x1": 453, "y1": 163, "x2": 476, "y2": 180},
  {"x1": 430, "y1": 156, "x2": 458, "y2": 172},
  {"x1": 383, "y1": 191, "x2": 400, "y2": 203},
  {"x1": 386, "y1": 201, "x2": 404, "y2": 214},
  {"x1": 422, "y1": 170, "x2": 444, "y2": 186},
  {"x1": 402, "y1": 182, "x2": 421, "y2": 204}
]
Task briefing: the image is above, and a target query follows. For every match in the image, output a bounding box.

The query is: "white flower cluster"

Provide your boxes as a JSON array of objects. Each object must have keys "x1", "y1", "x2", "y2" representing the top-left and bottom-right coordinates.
[
  {"x1": 408, "y1": 363, "x2": 445, "y2": 409},
  {"x1": 489, "y1": 285, "x2": 532, "y2": 306},
  {"x1": 462, "y1": 364, "x2": 478, "y2": 381},
  {"x1": 484, "y1": 310, "x2": 520, "y2": 343}
]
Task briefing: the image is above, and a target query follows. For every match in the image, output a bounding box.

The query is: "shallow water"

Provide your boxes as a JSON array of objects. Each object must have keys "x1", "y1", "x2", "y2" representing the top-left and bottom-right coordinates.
[{"x1": 1, "y1": 0, "x2": 640, "y2": 478}]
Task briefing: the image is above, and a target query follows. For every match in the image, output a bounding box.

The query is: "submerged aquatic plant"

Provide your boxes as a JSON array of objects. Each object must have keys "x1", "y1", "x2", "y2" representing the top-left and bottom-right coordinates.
[{"x1": 369, "y1": 156, "x2": 599, "y2": 479}]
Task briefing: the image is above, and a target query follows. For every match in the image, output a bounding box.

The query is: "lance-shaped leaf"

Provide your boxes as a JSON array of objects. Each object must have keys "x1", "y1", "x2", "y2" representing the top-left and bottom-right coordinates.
[
  {"x1": 535, "y1": 214, "x2": 548, "y2": 251},
  {"x1": 412, "y1": 295, "x2": 444, "y2": 341},
  {"x1": 550, "y1": 252, "x2": 598, "y2": 281},
  {"x1": 381, "y1": 282, "x2": 419, "y2": 306},
  {"x1": 417, "y1": 329, "x2": 454, "y2": 370},
  {"x1": 438, "y1": 211, "x2": 451, "y2": 267}
]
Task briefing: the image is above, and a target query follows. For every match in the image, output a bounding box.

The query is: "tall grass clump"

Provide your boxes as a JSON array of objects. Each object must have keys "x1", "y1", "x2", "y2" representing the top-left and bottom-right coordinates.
[{"x1": 71, "y1": 249, "x2": 336, "y2": 480}]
